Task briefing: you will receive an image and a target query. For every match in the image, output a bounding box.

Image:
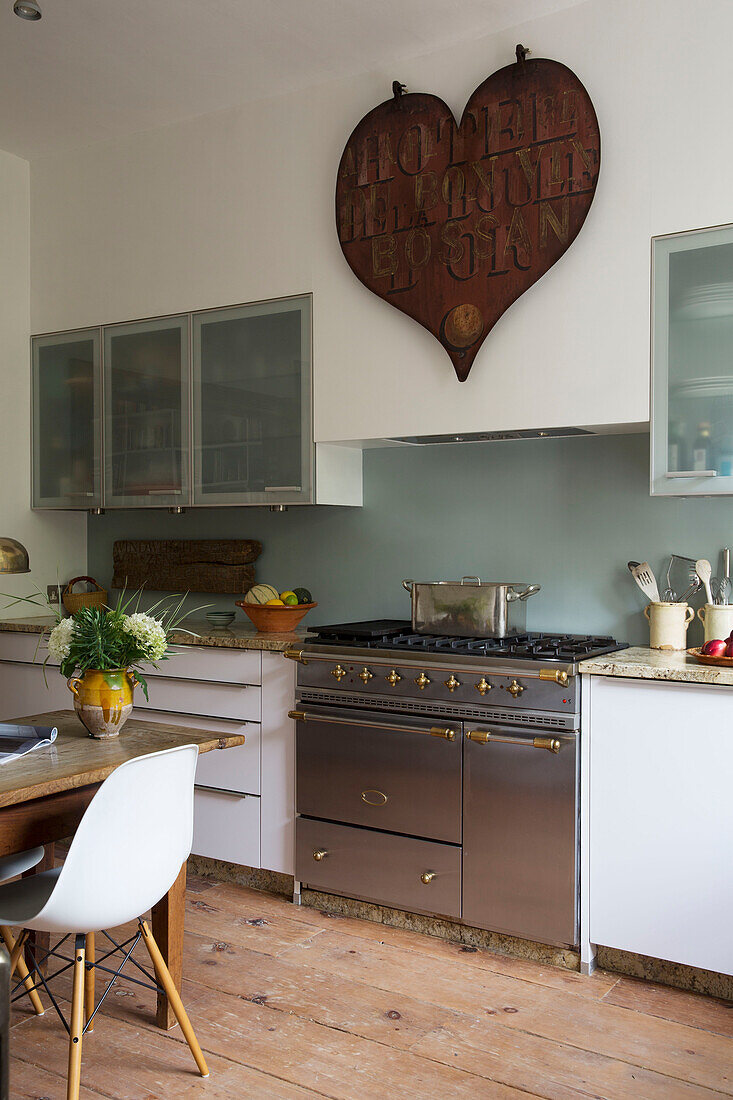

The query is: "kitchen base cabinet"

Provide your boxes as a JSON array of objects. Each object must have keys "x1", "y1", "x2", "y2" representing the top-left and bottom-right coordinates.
[
  {"x1": 588, "y1": 676, "x2": 733, "y2": 976},
  {"x1": 192, "y1": 788, "x2": 261, "y2": 868},
  {"x1": 0, "y1": 632, "x2": 296, "y2": 876}
]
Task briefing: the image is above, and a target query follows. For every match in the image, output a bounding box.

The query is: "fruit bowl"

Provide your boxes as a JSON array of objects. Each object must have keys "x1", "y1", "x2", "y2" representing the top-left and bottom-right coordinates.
[
  {"x1": 687, "y1": 646, "x2": 733, "y2": 667},
  {"x1": 235, "y1": 601, "x2": 317, "y2": 634}
]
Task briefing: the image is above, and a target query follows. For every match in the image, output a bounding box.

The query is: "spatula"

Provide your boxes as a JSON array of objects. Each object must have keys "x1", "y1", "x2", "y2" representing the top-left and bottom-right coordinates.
[
  {"x1": 628, "y1": 561, "x2": 660, "y2": 603},
  {"x1": 695, "y1": 558, "x2": 713, "y2": 605}
]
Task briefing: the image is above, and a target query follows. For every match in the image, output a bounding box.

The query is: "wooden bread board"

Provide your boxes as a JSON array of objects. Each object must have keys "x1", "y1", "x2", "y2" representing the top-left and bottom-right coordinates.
[{"x1": 112, "y1": 539, "x2": 262, "y2": 594}]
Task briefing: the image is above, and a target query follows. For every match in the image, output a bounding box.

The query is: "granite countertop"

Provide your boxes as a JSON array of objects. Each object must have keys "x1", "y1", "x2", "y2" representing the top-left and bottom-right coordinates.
[
  {"x1": 579, "y1": 646, "x2": 733, "y2": 686},
  {"x1": 0, "y1": 616, "x2": 308, "y2": 653}
]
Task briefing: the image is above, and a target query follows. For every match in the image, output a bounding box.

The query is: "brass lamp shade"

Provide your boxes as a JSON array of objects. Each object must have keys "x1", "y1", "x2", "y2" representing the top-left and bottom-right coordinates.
[{"x1": 0, "y1": 538, "x2": 30, "y2": 575}]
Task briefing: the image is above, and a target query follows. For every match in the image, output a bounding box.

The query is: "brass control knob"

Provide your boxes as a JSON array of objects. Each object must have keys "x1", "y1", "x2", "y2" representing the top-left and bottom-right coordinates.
[
  {"x1": 386, "y1": 669, "x2": 402, "y2": 687},
  {"x1": 359, "y1": 667, "x2": 374, "y2": 684},
  {"x1": 508, "y1": 678, "x2": 524, "y2": 699},
  {"x1": 475, "y1": 677, "x2": 492, "y2": 696},
  {"x1": 330, "y1": 665, "x2": 347, "y2": 683},
  {"x1": 444, "y1": 674, "x2": 461, "y2": 693},
  {"x1": 312, "y1": 849, "x2": 328, "y2": 862},
  {"x1": 415, "y1": 672, "x2": 431, "y2": 690},
  {"x1": 420, "y1": 871, "x2": 437, "y2": 884}
]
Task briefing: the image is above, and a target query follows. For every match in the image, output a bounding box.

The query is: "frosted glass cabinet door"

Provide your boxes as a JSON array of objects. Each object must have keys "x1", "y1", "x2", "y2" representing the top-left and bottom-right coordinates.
[
  {"x1": 192, "y1": 296, "x2": 312, "y2": 506},
  {"x1": 32, "y1": 329, "x2": 101, "y2": 509},
  {"x1": 104, "y1": 316, "x2": 190, "y2": 508},
  {"x1": 652, "y1": 223, "x2": 733, "y2": 495}
]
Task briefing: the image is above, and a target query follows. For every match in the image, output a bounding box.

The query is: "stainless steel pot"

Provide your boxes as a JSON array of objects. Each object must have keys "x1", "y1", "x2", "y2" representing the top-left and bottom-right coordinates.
[{"x1": 402, "y1": 577, "x2": 541, "y2": 638}]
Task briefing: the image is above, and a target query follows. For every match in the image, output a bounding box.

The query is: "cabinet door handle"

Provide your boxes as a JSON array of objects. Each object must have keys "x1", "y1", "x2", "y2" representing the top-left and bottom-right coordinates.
[
  {"x1": 312, "y1": 849, "x2": 328, "y2": 861},
  {"x1": 194, "y1": 784, "x2": 249, "y2": 798},
  {"x1": 420, "y1": 871, "x2": 437, "y2": 884}
]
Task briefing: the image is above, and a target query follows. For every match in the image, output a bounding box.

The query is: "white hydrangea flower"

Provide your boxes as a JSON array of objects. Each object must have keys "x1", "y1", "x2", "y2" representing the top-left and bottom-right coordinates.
[
  {"x1": 122, "y1": 612, "x2": 168, "y2": 661},
  {"x1": 47, "y1": 618, "x2": 75, "y2": 662}
]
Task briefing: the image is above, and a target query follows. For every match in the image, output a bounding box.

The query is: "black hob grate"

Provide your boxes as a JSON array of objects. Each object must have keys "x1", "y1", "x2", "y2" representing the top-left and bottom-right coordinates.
[{"x1": 306, "y1": 621, "x2": 627, "y2": 661}]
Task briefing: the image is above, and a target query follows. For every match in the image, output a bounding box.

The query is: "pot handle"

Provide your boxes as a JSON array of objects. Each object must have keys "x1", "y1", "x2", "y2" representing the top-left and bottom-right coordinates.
[
  {"x1": 515, "y1": 584, "x2": 541, "y2": 602},
  {"x1": 697, "y1": 606, "x2": 706, "y2": 623},
  {"x1": 460, "y1": 576, "x2": 481, "y2": 586},
  {"x1": 67, "y1": 676, "x2": 82, "y2": 697},
  {"x1": 402, "y1": 580, "x2": 415, "y2": 593}
]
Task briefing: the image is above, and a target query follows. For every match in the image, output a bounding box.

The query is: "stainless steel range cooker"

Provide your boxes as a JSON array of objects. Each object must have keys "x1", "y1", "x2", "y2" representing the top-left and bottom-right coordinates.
[{"x1": 285, "y1": 621, "x2": 627, "y2": 949}]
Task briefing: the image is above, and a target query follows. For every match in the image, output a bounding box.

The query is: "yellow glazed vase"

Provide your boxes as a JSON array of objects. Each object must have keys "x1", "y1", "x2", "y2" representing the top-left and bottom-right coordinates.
[{"x1": 67, "y1": 668, "x2": 136, "y2": 739}]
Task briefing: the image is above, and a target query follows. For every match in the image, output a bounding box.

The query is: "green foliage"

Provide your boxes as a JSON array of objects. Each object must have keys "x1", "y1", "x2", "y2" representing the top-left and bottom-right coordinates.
[{"x1": 58, "y1": 606, "x2": 137, "y2": 678}]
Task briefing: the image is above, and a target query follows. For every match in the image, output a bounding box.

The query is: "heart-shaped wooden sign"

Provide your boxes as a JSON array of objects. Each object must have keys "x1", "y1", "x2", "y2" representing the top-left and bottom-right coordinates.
[{"x1": 335, "y1": 50, "x2": 600, "y2": 381}]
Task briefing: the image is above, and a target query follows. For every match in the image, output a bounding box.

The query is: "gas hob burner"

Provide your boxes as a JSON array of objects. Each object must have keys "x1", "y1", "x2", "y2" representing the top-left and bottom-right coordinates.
[{"x1": 305, "y1": 621, "x2": 627, "y2": 662}]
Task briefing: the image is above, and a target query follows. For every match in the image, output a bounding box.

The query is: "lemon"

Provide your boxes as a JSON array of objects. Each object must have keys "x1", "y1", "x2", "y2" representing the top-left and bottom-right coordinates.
[
  {"x1": 265, "y1": 598, "x2": 285, "y2": 606},
  {"x1": 280, "y1": 591, "x2": 299, "y2": 606}
]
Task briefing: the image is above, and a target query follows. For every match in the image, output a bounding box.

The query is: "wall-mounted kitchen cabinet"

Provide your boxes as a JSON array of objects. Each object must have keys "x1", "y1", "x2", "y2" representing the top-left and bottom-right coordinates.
[
  {"x1": 652, "y1": 222, "x2": 733, "y2": 495},
  {"x1": 32, "y1": 329, "x2": 102, "y2": 509},
  {"x1": 104, "y1": 315, "x2": 190, "y2": 508},
  {"x1": 32, "y1": 295, "x2": 361, "y2": 510},
  {"x1": 193, "y1": 297, "x2": 311, "y2": 506}
]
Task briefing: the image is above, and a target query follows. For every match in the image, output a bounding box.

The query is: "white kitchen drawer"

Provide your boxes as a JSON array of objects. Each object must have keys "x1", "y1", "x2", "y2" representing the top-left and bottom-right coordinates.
[
  {"x1": 141, "y1": 646, "x2": 261, "y2": 686},
  {"x1": 0, "y1": 632, "x2": 58, "y2": 666},
  {"x1": 192, "y1": 788, "x2": 260, "y2": 867},
  {"x1": 135, "y1": 675, "x2": 260, "y2": 722},
  {"x1": 138, "y1": 708, "x2": 260, "y2": 795}
]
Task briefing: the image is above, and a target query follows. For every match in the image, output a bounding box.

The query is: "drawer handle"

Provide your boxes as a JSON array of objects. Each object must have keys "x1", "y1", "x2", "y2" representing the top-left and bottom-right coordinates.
[
  {"x1": 194, "y1": 784, "x2": 248, "y2": 797},
  {"x1": 420, "y1": 871, "x2": 437, "y2": 884},
  {"x1": 361, "y1": 789, "x2": 388, "y2": 806},
  {"x1": 312, "y1": 849, "x2": 328, "y2": 862},
  {"x1": 466, "y1": 730, "x2": 561, "y2": 753}
]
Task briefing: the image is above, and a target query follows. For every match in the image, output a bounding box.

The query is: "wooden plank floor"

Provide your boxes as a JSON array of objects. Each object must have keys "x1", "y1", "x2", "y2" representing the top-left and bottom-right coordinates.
[{"x1": 8, "y1": 876, "x2": 733, "y2": 1099}]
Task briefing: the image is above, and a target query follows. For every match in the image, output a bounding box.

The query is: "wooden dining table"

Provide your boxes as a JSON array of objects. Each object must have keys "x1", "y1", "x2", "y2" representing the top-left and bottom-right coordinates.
[{"x1": 0, "y1": 710, "x2": 245, "y2": 1029}]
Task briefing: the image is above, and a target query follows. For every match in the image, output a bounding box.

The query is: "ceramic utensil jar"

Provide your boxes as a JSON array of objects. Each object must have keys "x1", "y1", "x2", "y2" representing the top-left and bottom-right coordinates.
[
  {"x1": 644, "y1": 602, "x2": 694, "y2": 650},
  {"x1": 697, "y1": 604, "x2": 733, "y2": 643}
]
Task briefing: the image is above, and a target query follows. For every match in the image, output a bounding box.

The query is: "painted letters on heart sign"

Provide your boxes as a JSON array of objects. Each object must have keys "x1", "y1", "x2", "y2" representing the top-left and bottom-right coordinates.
[{"x1": 335, "y1": 51, "x2": 601, "y2": 381}]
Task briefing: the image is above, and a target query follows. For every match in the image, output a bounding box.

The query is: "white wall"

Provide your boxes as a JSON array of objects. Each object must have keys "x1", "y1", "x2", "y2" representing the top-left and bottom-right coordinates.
[
  {"x1": 28, "y1": 0, "x2": 733, "y2": 441},
  {"x1": 0, "y1": 149, "x2": 86, "y2": 613}
]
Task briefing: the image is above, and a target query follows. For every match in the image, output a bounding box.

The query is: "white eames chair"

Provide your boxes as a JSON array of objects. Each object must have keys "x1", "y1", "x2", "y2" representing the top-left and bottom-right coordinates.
[
  {"x1": 0, "y1": 744, "x2": 208, "y2": 1099},
  {"x1": 0, "y1": 845, "x2": 46, "y2": 1016}
]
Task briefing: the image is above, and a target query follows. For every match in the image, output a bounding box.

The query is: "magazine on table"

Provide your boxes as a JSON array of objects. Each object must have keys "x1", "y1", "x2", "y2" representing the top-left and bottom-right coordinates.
[{"x1": 0, "y1": 723, "x2": 58, "y2": 765}]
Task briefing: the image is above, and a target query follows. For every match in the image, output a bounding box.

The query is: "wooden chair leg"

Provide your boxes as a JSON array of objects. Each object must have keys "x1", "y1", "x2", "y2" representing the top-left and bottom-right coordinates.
[
  {"x1": 8, "y1": 929, "x2": 28, "y2": 978},
  {"x1": 84, "y1": 932, "x2": 95, "y2": 1031},
  {"x1": 67, "y1": 935, "x2": 85, "y2": 1100},
  {"x1": 138, "y1": 920, "x2": 209, "y2": 1077},
  {"x1": 0, "y1": 926, "x2": 44, "y2": 1016}
]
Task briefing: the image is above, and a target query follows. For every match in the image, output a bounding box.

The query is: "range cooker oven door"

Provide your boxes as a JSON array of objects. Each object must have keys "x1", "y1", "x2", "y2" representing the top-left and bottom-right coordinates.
[
  {"x1": 463, "y1": 725, "x2": 578, "y2": 948},
  {"x1": 294, "y1": 703, "x2": 462, "y2": 843}
]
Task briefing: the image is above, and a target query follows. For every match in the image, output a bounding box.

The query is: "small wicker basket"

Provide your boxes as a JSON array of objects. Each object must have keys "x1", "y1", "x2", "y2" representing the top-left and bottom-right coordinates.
[{"x1": 62, "y1": 576, "x2": 108, "y2": 615}]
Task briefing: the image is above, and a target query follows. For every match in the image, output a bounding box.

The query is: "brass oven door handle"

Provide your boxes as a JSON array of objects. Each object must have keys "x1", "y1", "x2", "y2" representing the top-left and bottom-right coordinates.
[
  {"x1": 466, "y1": 730, "x2": 561, "y2": 753},
  {"x1": 288, "y1": 710, "x2": 456, "y2": 741}
]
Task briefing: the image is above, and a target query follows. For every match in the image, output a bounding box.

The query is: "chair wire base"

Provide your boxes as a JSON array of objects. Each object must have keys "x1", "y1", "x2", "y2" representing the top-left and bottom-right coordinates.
[{"x1": 11, "y1": 925, "x2": 164, "y2": 1037}]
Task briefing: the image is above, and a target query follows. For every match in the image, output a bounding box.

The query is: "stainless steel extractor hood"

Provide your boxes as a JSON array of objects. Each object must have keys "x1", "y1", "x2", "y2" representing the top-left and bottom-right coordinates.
[{"x1": 384, "y1": 427, "x2": 594, "y2": 446}]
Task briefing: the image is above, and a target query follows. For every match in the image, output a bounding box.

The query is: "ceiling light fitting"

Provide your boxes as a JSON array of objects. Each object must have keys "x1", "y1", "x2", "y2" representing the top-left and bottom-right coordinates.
[{"x1": 13, "y1": 0, "x2": 42, "y2": 20}]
